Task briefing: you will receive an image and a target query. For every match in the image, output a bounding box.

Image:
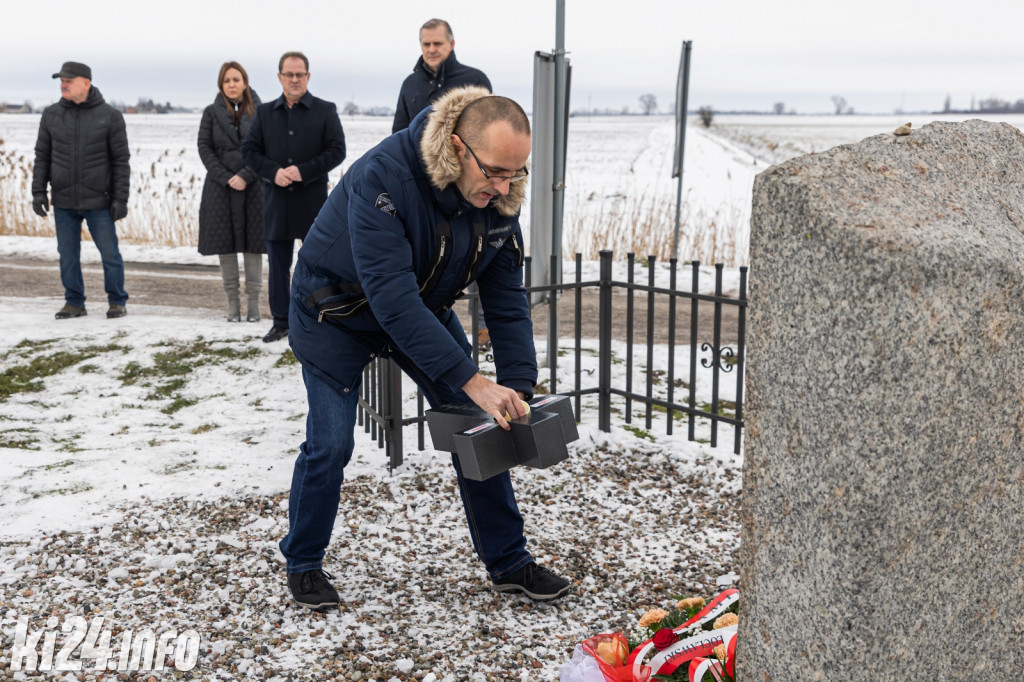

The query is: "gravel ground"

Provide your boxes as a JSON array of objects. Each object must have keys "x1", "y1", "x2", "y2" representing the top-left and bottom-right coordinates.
[{"x1": 0, "y1": 430, "x2": 740, "y2": 681}]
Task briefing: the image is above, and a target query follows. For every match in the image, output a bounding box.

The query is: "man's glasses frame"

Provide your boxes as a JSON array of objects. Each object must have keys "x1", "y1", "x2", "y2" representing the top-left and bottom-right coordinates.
[
  {"x1": 279, "y1": 72, "x2": 309, "y2": 81},
  {"x1": 457, "y1": 136, "x2": 529, "y2": 184}
]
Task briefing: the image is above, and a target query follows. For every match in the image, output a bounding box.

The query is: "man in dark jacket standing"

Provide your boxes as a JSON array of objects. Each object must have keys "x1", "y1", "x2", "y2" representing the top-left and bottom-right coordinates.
[
  {"x1": 392, "y1": 19, "x2": 491, "y2": 134},
  {"x1": 394, "y1": 18, "x2": 493, "y2": 346},
  {"x1": 242, "y1": 51, "x2": 346, "y2": 343},
  {"x1": 282, "y1": 86, "x2": 571, "y2": 610},
  {"x1": 32, "y1": 61, "x2": 130, "y2": 320}
]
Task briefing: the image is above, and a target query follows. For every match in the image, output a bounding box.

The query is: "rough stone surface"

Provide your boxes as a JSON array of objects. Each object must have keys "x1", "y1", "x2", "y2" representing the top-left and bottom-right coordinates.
[{"x1": 739, "y1": 120, "x2": 1024, "y2": 680}]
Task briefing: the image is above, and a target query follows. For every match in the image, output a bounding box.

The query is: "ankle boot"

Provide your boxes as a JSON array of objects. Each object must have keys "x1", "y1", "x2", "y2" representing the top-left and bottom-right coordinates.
[
  {"x1": 219, "y1": 254, "x2": 242, "y2": 322},
  {"x1": 244, "y1": 252, "x2": 263, "y2": 322}
]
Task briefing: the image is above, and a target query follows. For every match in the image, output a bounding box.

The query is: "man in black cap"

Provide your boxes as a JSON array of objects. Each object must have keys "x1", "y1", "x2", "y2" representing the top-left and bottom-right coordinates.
[{"x1": 32, "y1": 61, "x2": 131, "y2": 319}]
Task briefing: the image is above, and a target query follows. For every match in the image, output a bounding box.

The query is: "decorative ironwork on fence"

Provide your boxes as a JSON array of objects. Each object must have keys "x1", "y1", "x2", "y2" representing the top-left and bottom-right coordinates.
[{"x1": 357, "y1": 250, "x2": 747, "y2": 471}]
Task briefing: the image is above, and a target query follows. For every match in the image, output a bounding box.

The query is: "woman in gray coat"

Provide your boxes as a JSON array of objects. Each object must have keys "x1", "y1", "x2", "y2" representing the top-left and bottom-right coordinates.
[{"x1": 197, "y1": 61, "x2": 264, "y2": 321}]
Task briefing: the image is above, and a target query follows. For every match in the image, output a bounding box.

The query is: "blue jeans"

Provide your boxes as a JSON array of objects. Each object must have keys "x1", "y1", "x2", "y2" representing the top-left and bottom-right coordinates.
[
  {"x1": 280, "y1": 364, "x2": 533, "y2": 581},
  {"x1": 53, "y1": 208, "x2": 128, "y2": 307}
]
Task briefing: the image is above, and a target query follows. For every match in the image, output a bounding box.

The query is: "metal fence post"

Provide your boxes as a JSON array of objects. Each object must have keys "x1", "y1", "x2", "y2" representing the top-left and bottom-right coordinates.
[
  {"x1": 598, "y1": 250, "x2": 613, "y2": 431},
  {"x1": 386, "y1": 359, "x2": 404, "y2": 473}
]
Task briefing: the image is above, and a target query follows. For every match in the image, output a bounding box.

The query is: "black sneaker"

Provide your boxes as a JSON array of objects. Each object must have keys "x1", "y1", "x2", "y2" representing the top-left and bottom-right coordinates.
[
  {"x1": 262, "y1": 325, "x2": 288, "y2": 343},
  {"x1": 491, "y1": 562, "x2": 571, "y2": 601},
  {"x1": 287, "y1": 569, "x2": 340, "y2": 610},
  {"x1": 55, "y1": 304, "x2": 87, "y2": 319}
]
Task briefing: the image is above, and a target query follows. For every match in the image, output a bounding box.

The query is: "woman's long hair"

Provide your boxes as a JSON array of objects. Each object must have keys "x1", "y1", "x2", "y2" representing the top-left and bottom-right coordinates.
[{"x1": 218, "y1": 61, "x2": 254, "y2": 118}]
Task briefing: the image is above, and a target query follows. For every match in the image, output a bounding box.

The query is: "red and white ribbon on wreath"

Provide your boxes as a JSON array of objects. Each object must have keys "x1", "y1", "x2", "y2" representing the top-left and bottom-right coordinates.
[
  {"x1": 688, "y1": 629, "x2": 737, "y2": 682},
  {"x1": 626, "y1": 589, "x2": 739, "y2": 679}
]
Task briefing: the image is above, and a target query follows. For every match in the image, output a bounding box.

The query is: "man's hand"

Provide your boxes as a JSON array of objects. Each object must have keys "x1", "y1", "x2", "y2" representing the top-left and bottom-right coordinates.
[
  {"x1": 462, "y1": 373, "x2": 528, "y2": 430},
  {"x1": 227, "y1": 175, "x2": 247, "y2": 191},
  {"x1": 282, "y1": 165, "x2": 303, "y2": 183},
  {"x1": 32, "y1": 194, "x2": 48, "y2": 217},
  {"x1": 109, "y1": 200, "x2": 128, "y2": 222},
  {"x1": 274, "y1": 168, "x2": 293, "y2": 187}
]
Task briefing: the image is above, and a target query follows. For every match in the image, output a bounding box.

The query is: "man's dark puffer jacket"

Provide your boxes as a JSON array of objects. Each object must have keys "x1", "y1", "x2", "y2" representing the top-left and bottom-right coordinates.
[{"x1": 32, "y1": 85, "x2": 130, "y2": 210}]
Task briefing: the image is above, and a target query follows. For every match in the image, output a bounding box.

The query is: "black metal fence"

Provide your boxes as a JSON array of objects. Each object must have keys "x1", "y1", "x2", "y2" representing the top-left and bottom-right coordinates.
[{"x1": 358, "y1": 250, "x2": 748, "y2": 471}]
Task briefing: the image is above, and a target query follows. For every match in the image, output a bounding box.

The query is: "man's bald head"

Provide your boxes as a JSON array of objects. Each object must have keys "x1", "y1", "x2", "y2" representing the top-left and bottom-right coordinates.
[{"x1": 454, "y1": 96, "x2": 530, "y2": 150}]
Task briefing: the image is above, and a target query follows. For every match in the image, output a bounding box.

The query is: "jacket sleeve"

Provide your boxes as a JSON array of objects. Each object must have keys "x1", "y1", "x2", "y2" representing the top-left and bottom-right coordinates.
[
  {"x1": 31, "y1": 115, "x2": 51, "y2": 198},
  {"x1": 349, "y1": 161, "x2": 478, "y2": 390},
  {"x1": 392, "y1": 88, "x2": 411, "y2": 134},
  {"x1": 474, "y1": 229, "x2": 538, "y2": 396},
  {"x1": 296, "y1": 101, "x2": 346, "y2": 183},
  {"x1": 108, "y1": 111, "x2": 131, "y2": 203},
  {"x1": 241, "y1": 106, "x2": 280, "y2": 182},
  {"x1": 197, "y1": 107, "x2": 233, "y2": 186}
]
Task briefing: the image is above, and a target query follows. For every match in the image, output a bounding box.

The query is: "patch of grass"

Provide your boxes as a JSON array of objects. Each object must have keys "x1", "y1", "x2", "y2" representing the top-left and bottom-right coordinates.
[
  {"x1": 0, "y1": 428, "x2": 40, "y2": 450},
  {"x1": 0, "y1": 343, "x2": 127, "y2": 402},
  {"x1": 697, "y1": 400, "x2": 736, "y2": 418},
  {"x1": 78, "y1": 364, "x2": 100, "y2": 374},
  {"x1": 162, "y1": 397, "x2": 199, "y2": 415},
  {"x1": 162, "y1": 461, "x2": 193, "y2": 475},
  {"x1": 54, "y1": 436, "x2": 84, "y2": 453},
  {"x1": 43, "y1": 459, "x2": 76, "y2": 470},
  {"x1": 30, "y1": 482, "x2": 93, "y2": 498},
  {"x1": 275, "y1": 348, "x2": 299, "y2": 367},
  {"x1": 119, "y1": 337, "x2": 259, "y2": 415},
  {"x1": 2, "y1": 338, "x2": 58, "y2": 363},
  {"x1": 624, "y1": 424, "x2": 655, "y2": 442},
  {"x1": 191, "y1": 423, "x2": 218, "y2": 434},
  {"x1": 147, "y1": 377, "x2": 187, "y2": 400}
]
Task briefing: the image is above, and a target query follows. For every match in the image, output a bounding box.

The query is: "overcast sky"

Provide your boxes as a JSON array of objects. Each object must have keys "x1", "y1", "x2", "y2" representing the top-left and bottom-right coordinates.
[{"x1": 3, "y1": 0, "x2": 1022, "y2": 114}]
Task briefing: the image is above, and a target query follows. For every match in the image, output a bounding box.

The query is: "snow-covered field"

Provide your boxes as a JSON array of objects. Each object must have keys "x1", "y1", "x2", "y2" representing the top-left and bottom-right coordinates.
[
  {"x1": 6, "y1": 111, "x2": 1023, "y2": 270},
  {"x1": 2, "y1": 112, "x2": 752, "y2": 265}
]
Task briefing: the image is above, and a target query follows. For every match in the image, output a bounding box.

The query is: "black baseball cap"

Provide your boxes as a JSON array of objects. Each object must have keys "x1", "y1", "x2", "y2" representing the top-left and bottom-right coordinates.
[{"x1": 52, "y1": 62, "x2": 92, "y2": 80}]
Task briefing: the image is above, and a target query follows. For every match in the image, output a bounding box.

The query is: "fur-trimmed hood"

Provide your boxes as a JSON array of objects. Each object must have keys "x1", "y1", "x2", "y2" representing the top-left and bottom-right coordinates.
[{"x1": 418, "y1": 86, "x2": 527, "y2": 217}]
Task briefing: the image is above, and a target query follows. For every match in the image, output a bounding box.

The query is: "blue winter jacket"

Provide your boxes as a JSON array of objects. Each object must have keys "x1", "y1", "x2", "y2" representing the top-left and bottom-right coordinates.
[{"x1": 289, "y1": 87, "x2": 536, "y2": 399}]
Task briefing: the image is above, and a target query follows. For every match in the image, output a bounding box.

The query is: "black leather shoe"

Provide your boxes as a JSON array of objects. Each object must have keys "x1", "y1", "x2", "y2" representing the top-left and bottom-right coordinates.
[
  {"x1": 287, "y1": 569, "x2": 340, "y2": 610},
  {"x1": 262, "y1": 326, "x2": 288, "y2": 343},
  {"x1": 491, "y1": 562, "x2": 572, "y2": 600}
]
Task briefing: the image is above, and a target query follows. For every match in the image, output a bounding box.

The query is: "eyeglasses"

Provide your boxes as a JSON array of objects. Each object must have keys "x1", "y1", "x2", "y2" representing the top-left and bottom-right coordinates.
[
  {"x1": 279, "y1": 72, "x2": 309, "y2": 80},
  {"x1": 458, "y1": 136, "x2": 529, "y2": 184}
]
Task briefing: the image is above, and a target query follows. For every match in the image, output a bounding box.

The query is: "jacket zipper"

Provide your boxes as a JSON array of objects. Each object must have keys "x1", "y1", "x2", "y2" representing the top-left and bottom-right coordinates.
[
  {"x1": 510, "y1": 234, "x2": 524, "y2": 268},
  {"x1": 461, "y1": 235, "x2": 484, "y2": 289},
  {"x1": 317, "y1": 299, "x2": 368, "y2": 323},
  {"x1": 419, "y1": 236, "x2": 447, "y2": 294}
]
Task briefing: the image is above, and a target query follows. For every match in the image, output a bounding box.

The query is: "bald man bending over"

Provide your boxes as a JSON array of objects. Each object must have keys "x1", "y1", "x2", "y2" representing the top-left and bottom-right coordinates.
[{"x1": 282, "y1": 87, "x2": 571, "y2": 610}]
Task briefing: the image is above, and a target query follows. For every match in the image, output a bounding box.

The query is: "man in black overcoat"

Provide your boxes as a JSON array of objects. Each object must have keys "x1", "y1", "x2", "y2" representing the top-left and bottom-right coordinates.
[{"x1": 242, "y1": 51, "x2": 346, "y2": 343}]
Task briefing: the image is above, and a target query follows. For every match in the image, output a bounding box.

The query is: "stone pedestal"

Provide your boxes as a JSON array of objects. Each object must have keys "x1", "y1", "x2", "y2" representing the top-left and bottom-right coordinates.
[{"x1": 740, "y1": 120, "x2": 1024, "y2": 679}]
